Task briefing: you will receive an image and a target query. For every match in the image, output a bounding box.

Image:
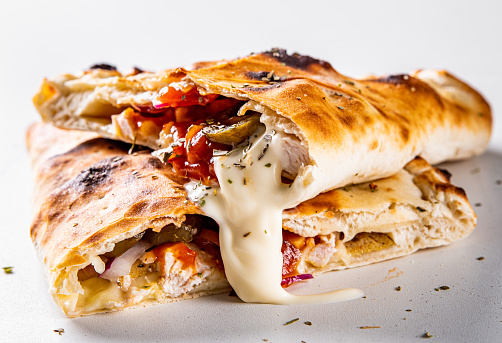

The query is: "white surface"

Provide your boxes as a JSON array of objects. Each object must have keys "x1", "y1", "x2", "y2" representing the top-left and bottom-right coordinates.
[{"x1": 1, "y1": 1, "x2": 501, "y2": 342}]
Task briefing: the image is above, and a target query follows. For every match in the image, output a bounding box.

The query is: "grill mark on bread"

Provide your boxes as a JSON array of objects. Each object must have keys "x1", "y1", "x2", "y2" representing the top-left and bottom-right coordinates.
[{"x1": 400, "y1": 127, "x2": 410, "y2": 142}]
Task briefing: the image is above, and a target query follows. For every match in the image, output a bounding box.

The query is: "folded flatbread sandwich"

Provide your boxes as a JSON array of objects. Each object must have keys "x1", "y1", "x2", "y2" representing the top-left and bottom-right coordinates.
[
  {"x1": 31, "y1": 49, "x2": 490, "y2": 309},
  {"x1": 33, "y1": 49, "x2": 491, "y2": 197},
  {"x1": 28, "y1": 123, "x2": 477, "y2": 316}
]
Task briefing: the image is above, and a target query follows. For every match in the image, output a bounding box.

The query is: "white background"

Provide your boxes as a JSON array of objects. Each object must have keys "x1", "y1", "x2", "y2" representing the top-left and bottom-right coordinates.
[{"x1": 1, "y1": 1, "x2": 501, "y2": 342}]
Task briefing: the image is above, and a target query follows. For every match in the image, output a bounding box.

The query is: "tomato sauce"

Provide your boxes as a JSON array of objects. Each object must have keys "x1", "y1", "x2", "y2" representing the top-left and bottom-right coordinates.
[{"x1": 153, "y1": 242, "x2": 197, "y2": 271}]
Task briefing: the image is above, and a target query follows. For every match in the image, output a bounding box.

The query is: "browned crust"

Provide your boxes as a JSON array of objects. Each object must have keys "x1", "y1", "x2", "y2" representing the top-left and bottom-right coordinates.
[
  {"x1": 28, "y1": 123, "x2": 201, "y2": 273},
  {"x1": 187, "y1": 49, "x2": 491, "y2": 164},
  {"x1": 32, "y1": 49, "x2": 492, "y2": 203},
  {"x1": 285, "y1": 156, "x2": 474, "y2": 220}
]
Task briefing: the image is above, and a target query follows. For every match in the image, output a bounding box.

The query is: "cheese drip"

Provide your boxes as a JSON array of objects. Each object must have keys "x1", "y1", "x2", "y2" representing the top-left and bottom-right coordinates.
[{"x1": 188, "y1": 127, "x2": 363, "y2": 304}]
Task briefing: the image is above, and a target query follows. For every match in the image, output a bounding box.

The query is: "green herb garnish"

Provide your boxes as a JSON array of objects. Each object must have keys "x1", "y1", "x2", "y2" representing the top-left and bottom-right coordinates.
[
  {"x1": 227, "y1": 179, "x2": 233, "y2": 184},
  {"x1": 265, "y1": 163, "x2": 272, "y2": 167},
  {"x1": 344, "y1": 80, "x2": 355, "y2": 86},
  {"x1": 3, "y1": 266, "x2": 13, "y2": 274},
  {"x1": 243, "y1": 232, "x2": 251, "y2": 237}
]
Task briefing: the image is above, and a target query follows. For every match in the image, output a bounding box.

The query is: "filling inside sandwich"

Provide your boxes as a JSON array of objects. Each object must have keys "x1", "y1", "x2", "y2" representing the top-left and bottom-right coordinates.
[
  {"x1": 77, "y1": 75, "x2": 365, "y2": 305},
  {"x1": 71, "y1": 219, "x2": 398, "y2": 314},
  {"x1": 108, "y1": 76, "x2": 308, "y2": 185},
  {"x1": 72, "y1": 215, "x2": 225, "y2": 314}
]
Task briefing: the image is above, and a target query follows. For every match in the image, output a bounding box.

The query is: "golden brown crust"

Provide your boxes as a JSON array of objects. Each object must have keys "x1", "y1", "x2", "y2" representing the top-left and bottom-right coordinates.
[
  {"x1": 28, "y1": 123, "x2": 202, "y2": 278},
  {"x1": 33, "y1": 49, "x2": 491, "y2": 202},
  {"x1": 282, "y1": 156, "x2": 476, "y2": 272}
]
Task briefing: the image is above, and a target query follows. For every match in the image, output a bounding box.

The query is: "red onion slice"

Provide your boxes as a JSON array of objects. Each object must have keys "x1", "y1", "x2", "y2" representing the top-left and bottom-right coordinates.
[
  {"x1": 99, "y1": 241, "x2": 152, "y2": 281},
  {"x1": 281, "y1": 274, "x2": 314, "y2": 288}
]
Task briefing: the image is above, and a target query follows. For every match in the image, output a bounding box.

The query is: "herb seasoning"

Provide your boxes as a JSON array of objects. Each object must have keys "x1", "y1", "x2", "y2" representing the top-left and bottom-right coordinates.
[
  {"x1": 243, "y1": 232, "x2": 251, "y2": 237},
  {"x1": 3, "y1": 266, "x2": 13, "y2": 274},
  {"x1": 258, "y1": 144, "x2": 269, "y2": 160},
  {"x1": 265, "y1": 163, "x2": 272, "y2": 167},
  {"x1": 53, "y1": 328, "x2": 64, "y2": 335},
  {"x1": 128, "y1": 134, "x2": 137, "y2": 154},
  {"x1": 283, "y1": 318, "x2": 299, "y2": 326}
]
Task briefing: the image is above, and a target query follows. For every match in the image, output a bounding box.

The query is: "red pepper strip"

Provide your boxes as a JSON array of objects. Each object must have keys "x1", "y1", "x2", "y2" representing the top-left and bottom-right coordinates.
[{"x1": 154, "y1": 86, "x2": 219, "y2": 108}]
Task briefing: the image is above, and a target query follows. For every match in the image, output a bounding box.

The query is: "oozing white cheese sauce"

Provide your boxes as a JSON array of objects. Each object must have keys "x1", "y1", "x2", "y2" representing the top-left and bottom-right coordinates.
[{"x1": 187, "y1": 126, "x2": 363, "y2": 304}]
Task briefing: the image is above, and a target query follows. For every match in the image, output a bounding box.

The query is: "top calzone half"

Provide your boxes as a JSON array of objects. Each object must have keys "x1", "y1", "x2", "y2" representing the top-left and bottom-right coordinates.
[{"x1": 31, "y1": 49, "x2": 491, "y2": 313}]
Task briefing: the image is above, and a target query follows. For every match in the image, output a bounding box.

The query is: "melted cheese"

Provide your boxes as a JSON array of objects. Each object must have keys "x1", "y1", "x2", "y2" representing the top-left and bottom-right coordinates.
[{"x1": 188, "y1": 127, "x2": 363, "y2": 304}]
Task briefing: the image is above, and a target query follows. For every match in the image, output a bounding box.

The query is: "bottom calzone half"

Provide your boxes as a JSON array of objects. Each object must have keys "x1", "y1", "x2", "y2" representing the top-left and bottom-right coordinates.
[{"x1": 28, "y1": 123, "x2": 476, "y2": 316}]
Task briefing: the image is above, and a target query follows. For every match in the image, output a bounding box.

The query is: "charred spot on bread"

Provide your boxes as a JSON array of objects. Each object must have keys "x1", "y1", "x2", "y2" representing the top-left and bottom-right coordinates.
[
  {"x1": 72, "y1": 159, "x2": 124, "y2": 191},
  {"x1": 245, "y1": 71, "x2": 272, "y2": 81},
  {"x1": 264, "y1": 48, "x2": 331, "y2": 71},
  {"x1": 89, "y1": 63, "x2": 117, "y2": 71}
]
